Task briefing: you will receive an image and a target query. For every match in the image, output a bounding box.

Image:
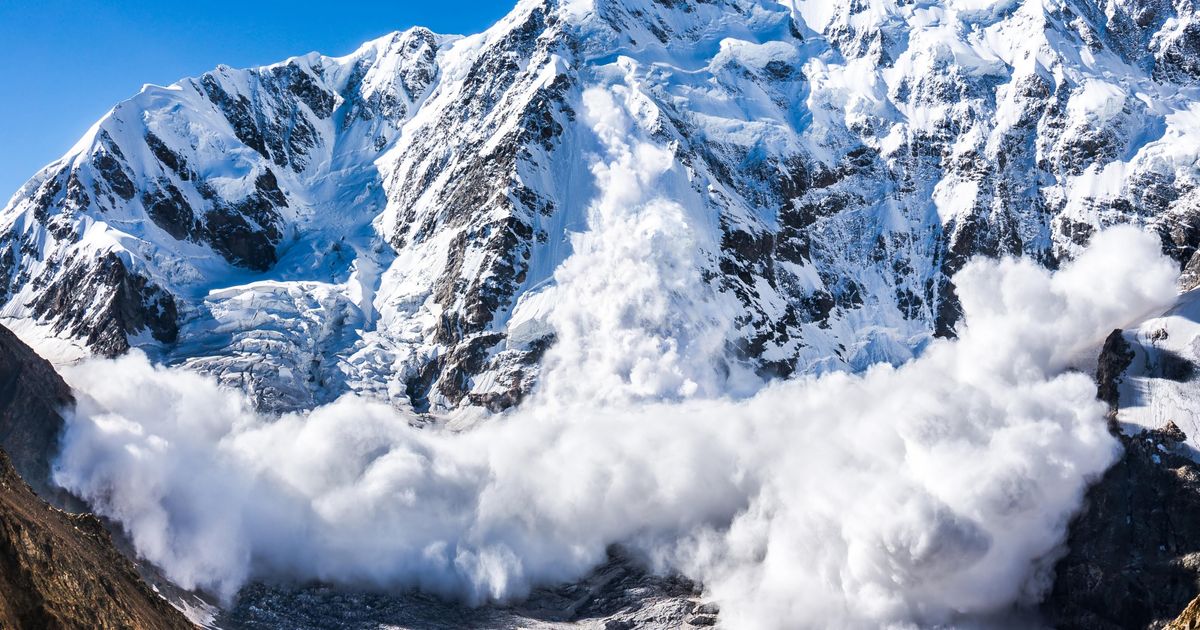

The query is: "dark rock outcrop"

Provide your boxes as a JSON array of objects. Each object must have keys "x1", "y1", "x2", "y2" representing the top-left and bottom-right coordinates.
[
  {"x1": 1043, "y1": 422, "x2": 1200, "y2": 629},
  {"x1": 1043, "y1": 333, "x2": 1200, "y2": 629},
  {"x1": 221, "y1": 546, "x2": 709, "y2": 630},
  {"x1": 1169, "y1": 594, "x2": 1200, "y2": 630},
  {"x1": 0, "y1": 323, "x2": 194, "y2": 629},
  {"x1": 27, "y1": 252, "x2": 178, "y2": 357},
  {"x1": 1096, "y1": 329, "x2": 1136, "y2": 415},
  {"x1": 0, "y1": 324, "x2": 73, "y2": 497},
  {"x1": 0, "y1": 448, "x2": 195, "y2": 630}
]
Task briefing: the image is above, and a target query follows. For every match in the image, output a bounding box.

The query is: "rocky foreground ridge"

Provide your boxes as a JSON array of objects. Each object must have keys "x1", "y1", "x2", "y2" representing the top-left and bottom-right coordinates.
[
  {"x1": 0, "y1": 324, "x2": 194, "y2": 629},
  {"x1": 0, "y1": 449, "x2": 195, "y2": 630}
]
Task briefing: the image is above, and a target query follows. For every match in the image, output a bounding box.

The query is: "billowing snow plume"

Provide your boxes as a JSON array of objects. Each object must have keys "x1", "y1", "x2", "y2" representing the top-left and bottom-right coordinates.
[
  {"x1": 534, "y1": 87, "x2": 751, "y2": 405},
  {"x1": 51, "y1": 86, "x2": 1181, "y2": 630},
  {"x1": 54, "y1": 225, "x2": 1177, "y2": 628}
]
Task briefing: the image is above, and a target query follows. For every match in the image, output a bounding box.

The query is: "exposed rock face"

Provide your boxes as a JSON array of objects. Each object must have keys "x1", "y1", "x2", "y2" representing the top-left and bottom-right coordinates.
[
  {"x1": 222, "y1": 547, "x2": 712, "y2": 630},
  {"x1": 1043, "y1": 422, "x2": 1200, "y2": 629},
  {"x1": 0, "y1": 326, "x2": 192, "y2": 629},
  {"x1": 1170, "y1": 594, "x2": 1200, "y2": 630},
  {"x1": 1043, "y1": 325, "x2": 1200, "y2": 629},
  {"x1": 1096, "y1": 328, "x2": 1136, "y2": 414},
  {"x1": 1176, "y1": 595, "x2": 1200, "y2": 628},
  {"x1": 0, "y1": 323, "x2": 72, "y2": 497},
  {"x1": 3, "y1": 0, "x2": 1200, "y2": 413},
  {"x1": 27, "y1": 252, "x2": 178, "y2": 358},
  {"x1": 0, "y1": 448, "x2": 195, "y2": 630}
]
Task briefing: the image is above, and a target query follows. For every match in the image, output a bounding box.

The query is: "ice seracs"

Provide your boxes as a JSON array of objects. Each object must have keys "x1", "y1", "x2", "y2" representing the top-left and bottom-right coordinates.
[{"x1": 1, "y1": 0, "x2": 1199, "y2": 414}]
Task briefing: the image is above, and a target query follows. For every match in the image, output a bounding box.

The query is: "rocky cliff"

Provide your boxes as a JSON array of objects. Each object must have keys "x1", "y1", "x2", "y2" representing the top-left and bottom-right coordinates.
[
  {"x1": 3, "y1": 0, "x2": 1199, "y2": 413},
  {"x1": 1044, "y1": 421, "x2": 1200, "y2": 629},
  {"x1": 0, "y1": 324, "x2": 73, "y2": 498},
  {"x1": 0, "y1": 448, "x2": 195, "y2": 630},
  {"x1": 1045, "y1": 325, "x2": 1200, "y2": 629},
  {"x1": 0, "y1": 323, "x2": 193, "y2": 629}
]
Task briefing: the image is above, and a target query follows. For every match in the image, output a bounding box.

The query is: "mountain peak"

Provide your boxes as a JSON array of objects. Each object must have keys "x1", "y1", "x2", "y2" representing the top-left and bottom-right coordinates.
[{"x1": 1, "y1": 0, "x2": 1198, "y2": 412}]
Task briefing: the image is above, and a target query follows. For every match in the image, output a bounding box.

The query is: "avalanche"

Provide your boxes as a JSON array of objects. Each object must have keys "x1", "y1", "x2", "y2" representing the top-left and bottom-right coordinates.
[
  {"x1": 3, "y1": 0, "x2": 1200, "y2": 625},
  {"x1": 2, "y1": 0, "x2": 1197, "y2": 417},
  {"x1": 56, "y1": 225, "x2": 1177, "y2": 629}
]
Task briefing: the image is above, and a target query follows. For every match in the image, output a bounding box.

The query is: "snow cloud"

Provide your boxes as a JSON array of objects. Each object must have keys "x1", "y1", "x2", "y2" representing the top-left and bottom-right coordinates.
[
  {"x1": 535, "y1": 86, "x2": 749, "y2": 405},
  {"x1": 52, "y1": 87, "x2": 1180, "y2": 628}
]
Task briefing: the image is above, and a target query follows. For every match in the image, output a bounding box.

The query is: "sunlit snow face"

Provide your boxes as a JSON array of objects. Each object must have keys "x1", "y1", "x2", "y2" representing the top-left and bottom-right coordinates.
[{"x1": 51, "y1": 84, "x2": 1180, "y2": 630}]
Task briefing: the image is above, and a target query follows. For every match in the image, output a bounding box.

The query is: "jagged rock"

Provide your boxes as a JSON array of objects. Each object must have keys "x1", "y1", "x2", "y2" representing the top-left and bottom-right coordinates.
[
  {"x1": 1043, "y1": 422, "x2": 1200, "y2": 629},
  {"x1": 1168, "y1": 594, "x2": 1200, "y2": 630},
  {"x1": 220, "y1": 547, "x2": 706, "y2": 629},
  {"x1": 0, "y1": 324, "x2": 72, "y2": 498},
  {"x1": 0, "y1": 448, "x2": 195, "y2": 630},
  {"x1": 1096, "y1": 329, "x2": 1136, "y2": 415},
  {"x1": 27, "y1": 251, "x2": 178, "y2": 358},
  {"x1": 1164, "y1": 421, "x2": 1189, "y2": 444},
  {"x1": 0, "y1": 323, "x2": 193, "y2": 629},
  {"x1": 1043, "y1": 336, "x2": 1200, "y2": 629}
]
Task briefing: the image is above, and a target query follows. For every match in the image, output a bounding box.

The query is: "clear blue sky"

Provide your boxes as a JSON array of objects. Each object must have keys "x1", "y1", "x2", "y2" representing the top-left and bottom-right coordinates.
[{"x1": 0, "y1": 1, "x2": 514, "y2": 202}]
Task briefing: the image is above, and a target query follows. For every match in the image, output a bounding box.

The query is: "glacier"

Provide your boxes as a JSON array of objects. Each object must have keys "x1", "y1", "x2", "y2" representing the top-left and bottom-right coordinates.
[
  {"x1": 3, "y1": 0, "x2": 1198, "y2": 415},
  {"x1": 4, "y1": 0, "x2": 1200, "y2": 626}
]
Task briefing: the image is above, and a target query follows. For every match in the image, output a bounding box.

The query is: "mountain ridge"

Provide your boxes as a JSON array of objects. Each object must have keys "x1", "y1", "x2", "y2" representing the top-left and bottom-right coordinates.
[{"x1": 2, "y1": 0, "x2": 1199, "y2": 416}]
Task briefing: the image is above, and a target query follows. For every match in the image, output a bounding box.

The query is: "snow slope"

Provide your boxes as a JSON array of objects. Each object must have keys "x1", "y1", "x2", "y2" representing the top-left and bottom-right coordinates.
[
  {"x1": 1112, "y1": 284, "x2": 1200, "y2": 455},
  {"x1": 2, "y1": 0, "x2": 1200, "y2": 413}
]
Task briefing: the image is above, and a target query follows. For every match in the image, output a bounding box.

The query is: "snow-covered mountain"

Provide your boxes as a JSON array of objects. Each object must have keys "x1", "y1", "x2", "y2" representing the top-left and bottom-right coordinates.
[{"x1": 3, "y1": 0, "x2": 1199, "y2": 413}]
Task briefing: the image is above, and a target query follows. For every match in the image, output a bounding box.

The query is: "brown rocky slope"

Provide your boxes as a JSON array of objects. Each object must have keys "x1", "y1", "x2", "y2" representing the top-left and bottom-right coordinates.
[
  {"x1": 0, "y1": 324, "x2": 73, "y2": 498},
  {"x1": 0, "y1": 323, "x2": 193, "y2": 629}
]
